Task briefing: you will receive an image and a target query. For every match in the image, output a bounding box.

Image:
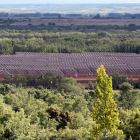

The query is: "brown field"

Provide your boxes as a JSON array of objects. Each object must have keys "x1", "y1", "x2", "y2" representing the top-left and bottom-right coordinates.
[{"x1": 1, "y1": 18, "x2": 140, "y2": 26}]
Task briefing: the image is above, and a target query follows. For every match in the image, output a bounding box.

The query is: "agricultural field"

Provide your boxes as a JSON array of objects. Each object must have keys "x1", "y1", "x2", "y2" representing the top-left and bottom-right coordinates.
[{"x1": 0, "y1": 17, "x2": 140, "y2": 26}]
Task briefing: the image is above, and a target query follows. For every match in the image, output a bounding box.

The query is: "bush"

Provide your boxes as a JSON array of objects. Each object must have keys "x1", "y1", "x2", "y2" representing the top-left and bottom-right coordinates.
[{"x1": 88, "y1": 81, "x2": 93, "y2": 89}]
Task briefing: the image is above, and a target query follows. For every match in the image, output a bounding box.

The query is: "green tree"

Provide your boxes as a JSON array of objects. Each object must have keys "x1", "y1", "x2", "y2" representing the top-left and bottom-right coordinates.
[
  {"x1": 88, "y1": 81, "x2": 93, "y2": 89},
  {"x1": 125, "y1": 113, "x2": 140, "y2": 140},
  {"x1": 110, "y1": 70, "x2": 120, "y2": 89},
  {"x1": 119, "y1": 82, "x2": 133, "y2": 93},
  {"x1": 91, "y1": 65, "x2": 123, "y2": 140},
  {"x1": 56, "y1": 75, "x2": 63, "y2": 86},
  {"x1": 118, "y1": 82, "x2": 140, "y2": 110},
  {"x1": 119, "y1": 108, "x2": 140, "y2": 140},
  {"x1": 62, "y1": 77, "x2": 76, "y2": 86}
]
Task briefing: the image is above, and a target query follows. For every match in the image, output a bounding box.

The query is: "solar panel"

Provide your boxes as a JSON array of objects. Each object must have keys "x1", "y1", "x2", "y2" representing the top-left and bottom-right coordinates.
[{"x1": 0, "y1": 52, "x2": 140, "y2": 76}]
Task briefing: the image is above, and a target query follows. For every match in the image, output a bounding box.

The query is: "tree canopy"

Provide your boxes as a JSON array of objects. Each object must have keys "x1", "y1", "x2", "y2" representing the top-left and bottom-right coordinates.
[{"x1": 91, "y1": 65, "x2": 123, "y2": 139}]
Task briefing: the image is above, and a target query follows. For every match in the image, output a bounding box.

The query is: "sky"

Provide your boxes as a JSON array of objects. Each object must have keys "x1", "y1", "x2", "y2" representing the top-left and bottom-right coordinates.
[{"x1": 0, "y1": 0, "x2": 140, "y2": 4}]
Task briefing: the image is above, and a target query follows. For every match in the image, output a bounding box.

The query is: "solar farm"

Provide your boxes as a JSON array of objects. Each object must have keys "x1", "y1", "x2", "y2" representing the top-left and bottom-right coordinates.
[{"x1": 0, "y1": 52, "x2": 140, "y2": 83}]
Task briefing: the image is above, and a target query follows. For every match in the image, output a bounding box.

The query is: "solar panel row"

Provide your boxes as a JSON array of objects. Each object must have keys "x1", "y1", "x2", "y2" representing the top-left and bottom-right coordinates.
[{"x1": 0, "y1": 52, "x2": 140, "y2": 76}]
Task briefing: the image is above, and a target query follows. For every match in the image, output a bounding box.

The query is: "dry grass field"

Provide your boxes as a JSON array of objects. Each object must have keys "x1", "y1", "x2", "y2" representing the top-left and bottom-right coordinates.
[{"x1": 1, "y1": 18, "x2": 140, "y2": 26}]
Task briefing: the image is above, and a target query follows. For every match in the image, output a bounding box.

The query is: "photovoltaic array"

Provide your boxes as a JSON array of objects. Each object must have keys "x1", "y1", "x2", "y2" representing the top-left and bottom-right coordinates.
[{"x1": 0, "y1": 52, "x2": 140, "y2": 76}]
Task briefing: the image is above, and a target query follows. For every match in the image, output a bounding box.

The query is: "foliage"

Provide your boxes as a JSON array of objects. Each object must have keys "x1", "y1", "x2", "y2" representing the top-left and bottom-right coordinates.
[
  {"x1": 88, "y1": 81, "x2": 94, "y2": 89},
  {"x1": 0, "y1": 82, "x2": 93, "y2": 139},
  {"x1": 110, "y1": 70, "x2": 138, "y2": 90},
  {"x1": 98, "y1": 130, "x2": 125, "y2": 140},
  {"x1": 119, "y1": 82, "x2": 133, "y2": 92},
  {"x1": 91, "y1": 65, "x2": 123, "y2": 140},
  {"x1": 1, "y1": 66, "x2": 140, "y2": 139},
  {"x1": 118, "y1": 82, "x2": 140, "y2": 109},
  {"x1": 47, "y1": 107, "x2": 71, "y2": 131},
  {"x1": 119, "y1": 108, "x2": 140, "y2": 140},
  {"x1": 3, "y1": 73, "x2": 61, "y2": 89},
  {"x1": 57, "y1": 77, "x2": 84, "y2": 94},
  {"x1": 1, "y1": 26, "x2": 140, "y2": 55},
  {"x1": 111, "y1": 70, "x2": 140, "y2": 90}
]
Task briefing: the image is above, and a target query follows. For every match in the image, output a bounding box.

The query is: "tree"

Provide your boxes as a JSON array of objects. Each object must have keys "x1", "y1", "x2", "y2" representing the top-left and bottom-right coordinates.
[
  {"x1": 119, "y1": 108, "x2": 140, "y2": 140},
  {"x1": 56, "y1": 75, "x2": 63, "y2": 86},
  {"x1": 119, "y1": 82, "x2": 133, "y2": 93},
  {"x1": 58, "y1": 14, "x2": 61, "y2": 19},
  {"x1": 94, "y1": 14, "x2": 101, "y2": 19},
  {"x1": 118, "y1": 82, "x2": 140, "y2": 110},
  {"x1": 110, "y1": 71, "x2": 132, "y2": 90},
  {"x1": 91, "y1": 65, "x2": 123, "y2": 140},
  {"x1": 88, "y1": 81, "x2": 93, "y2": 89},
  {"x1": 62, "y1": 77, "x2": 76, "y2": 86},
  {"x1": 110, "y1": 70, "x2": 120, "y2": 89},
  {"x1": 125, "y1": 112, "x2": 140, "y2": 140}
]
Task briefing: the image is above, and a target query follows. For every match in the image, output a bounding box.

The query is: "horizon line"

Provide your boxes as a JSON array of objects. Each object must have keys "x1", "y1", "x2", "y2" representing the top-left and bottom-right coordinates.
[{"x1": 0, "y1": 3, "x2": 140, "y2": 4}]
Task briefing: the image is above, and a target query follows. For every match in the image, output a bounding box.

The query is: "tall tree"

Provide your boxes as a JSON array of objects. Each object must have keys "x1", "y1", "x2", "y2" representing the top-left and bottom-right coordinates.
[{"x1": 91, "y1": 65, "x2": 123, "y2": 140}]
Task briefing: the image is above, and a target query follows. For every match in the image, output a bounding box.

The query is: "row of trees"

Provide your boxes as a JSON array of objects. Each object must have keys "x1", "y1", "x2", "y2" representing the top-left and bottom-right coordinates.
[
  {"x1": 2, "y1": 73, "x2": 84, "y2": 94},
  {"x1": 88, "y1": 70, "x2": 139, "y2": 90},
  {"x1": 2, "y1": 70, "x2": 140, "y2": 92},
  {"x1": 110, "y1": 70, "x2": 134, "y2": 89},
  {"x1": 1, "y1": 27, "x2": 140, "y2": 54}
]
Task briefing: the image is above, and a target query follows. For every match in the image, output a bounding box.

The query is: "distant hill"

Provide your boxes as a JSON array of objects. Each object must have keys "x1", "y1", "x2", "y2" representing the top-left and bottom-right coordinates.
[{"x1": 0, "y1": 4, "x2": 140, "y2": 14}]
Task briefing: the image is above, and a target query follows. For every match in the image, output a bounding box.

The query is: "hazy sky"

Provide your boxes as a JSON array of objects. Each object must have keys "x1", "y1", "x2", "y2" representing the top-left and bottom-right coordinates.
[{"x1": 0, "y1": 0, "x2": 140, "y2": 4}]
